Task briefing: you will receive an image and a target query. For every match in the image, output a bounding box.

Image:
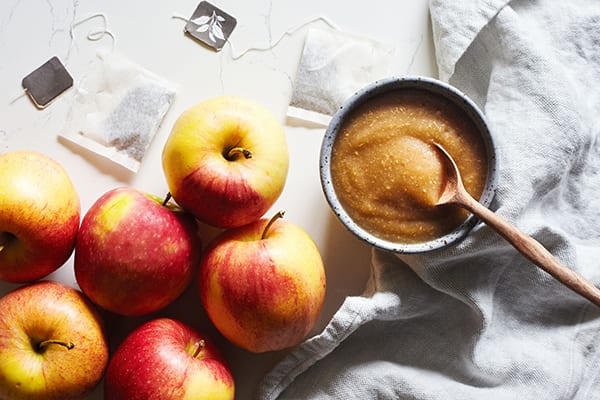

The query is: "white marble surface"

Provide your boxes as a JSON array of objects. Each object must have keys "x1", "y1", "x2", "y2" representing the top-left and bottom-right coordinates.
[{"x1": 0, "y1": 1, "x2": 437, "y2": 398}]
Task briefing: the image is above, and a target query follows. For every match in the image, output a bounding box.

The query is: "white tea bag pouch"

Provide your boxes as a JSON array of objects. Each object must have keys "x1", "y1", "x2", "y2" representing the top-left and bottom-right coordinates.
[
  {"x1": 62, "y1": 51, "x2": 175, "y2": 172},
  {"x1": 287, "y1": 27, "x2": 394, "y2": 126}
]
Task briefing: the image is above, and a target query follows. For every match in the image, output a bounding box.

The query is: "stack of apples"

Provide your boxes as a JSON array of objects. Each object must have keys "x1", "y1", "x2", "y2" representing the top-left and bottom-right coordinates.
[{"x1": 0, "y1": 96, "x2": 326, "y2": 400}]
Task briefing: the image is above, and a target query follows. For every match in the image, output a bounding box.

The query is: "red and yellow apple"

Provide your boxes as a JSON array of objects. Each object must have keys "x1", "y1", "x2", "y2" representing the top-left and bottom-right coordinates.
[
  {"x1": 199, "y1": 211, "x2": 326, "y2": 353},
  {"x1": 74, "y1": 187, "x2": 201, "y2": 316},
  {"x1": 0, "y1": 280, "x2": 109, "y2": 400},
  {"x1": 162, "y1": 96, "x2": 289, "y2": 228},
  {"x1": 104, "y1": 318, "x2": 234, "y2": 400},
  {"x1": 0, "y1": 150, "x2": 80, "y2": 282}
]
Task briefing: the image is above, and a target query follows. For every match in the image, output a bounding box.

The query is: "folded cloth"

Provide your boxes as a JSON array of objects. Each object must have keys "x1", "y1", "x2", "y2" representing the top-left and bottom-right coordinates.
[{"x1": 258, "y1": 0, "x2": 600, "y2": 398}]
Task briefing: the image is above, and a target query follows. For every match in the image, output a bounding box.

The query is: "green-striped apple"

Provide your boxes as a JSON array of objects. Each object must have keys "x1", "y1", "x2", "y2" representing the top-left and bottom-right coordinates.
[
  {"x1": 162, "y1": 96, "x2": 289, "y2": 228},
  {"x1": 0, "y1": 280, "x2": 109, "y2": 400},
  {"x1": 104, "y1": 318, "x2": 234, "y2": 400},
  {"x1": 74, "y1": 187, "x2": 201, "y2": 316},
  {"x1": 199, "y1": 211, "x2": 326, "y2": 353},
  {"x1": 0, "y1": 151, "x2": 80, "y2": 282}
]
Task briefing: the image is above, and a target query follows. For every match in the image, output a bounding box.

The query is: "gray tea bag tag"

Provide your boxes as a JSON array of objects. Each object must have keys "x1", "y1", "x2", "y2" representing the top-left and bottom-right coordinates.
[
  {"x1": 61, "y1": 51, "x2": 176, "y2": 173},
  {"x1": 184, "y1": 1, "x2": 237, "y2": 51},
  {"x1": 287, "y1": 27, "x2": 394, "y2": 126},
  {"x1": 22, "y1": 56, "x2": 73, "y2": 109}
]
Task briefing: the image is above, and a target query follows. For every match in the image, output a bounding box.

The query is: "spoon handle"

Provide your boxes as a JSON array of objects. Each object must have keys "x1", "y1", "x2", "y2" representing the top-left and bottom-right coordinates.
[{"x1": 458, "y1": 193, "x2": 600, "y2": 307}]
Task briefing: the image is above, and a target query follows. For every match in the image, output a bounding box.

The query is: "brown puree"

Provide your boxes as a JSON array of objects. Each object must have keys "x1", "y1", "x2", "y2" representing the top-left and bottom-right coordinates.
[{"x1": 330, "y1": 89, "x2": 488, "y2": 244}]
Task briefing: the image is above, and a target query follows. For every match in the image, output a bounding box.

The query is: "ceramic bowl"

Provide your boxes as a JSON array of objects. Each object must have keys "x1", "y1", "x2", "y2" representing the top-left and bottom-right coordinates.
[{"x1": 319, "y1": 76, "x2": 498, "y2": 253}]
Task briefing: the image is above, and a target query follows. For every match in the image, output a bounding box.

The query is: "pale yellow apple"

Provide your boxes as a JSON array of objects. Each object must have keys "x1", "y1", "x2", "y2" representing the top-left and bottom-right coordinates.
[
  {"x1": 0, "y1": 280, "x2": 109, "y2": 400},
  {"x1": 199, "y1": 212, "x2": 326, "y2": 352},
  {"x1": 162, "y1": 96, "x2": 289, "y2": 228}
]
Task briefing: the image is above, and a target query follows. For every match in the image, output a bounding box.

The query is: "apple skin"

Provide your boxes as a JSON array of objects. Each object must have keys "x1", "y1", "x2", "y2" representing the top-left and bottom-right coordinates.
[
  {"x1": 199, "y1": 213, "x2": 326, "y2": 353},
  {"x1": 161, "y1": 96, "x2": 289, "y2": 228},
  {"x1": 0, "y1": 150, "x2": 80, "y2": 283},
  {"x1": 0, "y1": 280, "x2": 109, "y2": 400},
  {"x1": 104, "y1": 318, "x2": 234, "y2": 400},
  {"x1": 74, "y1": 187, "x2": 201, "y2": 316}
]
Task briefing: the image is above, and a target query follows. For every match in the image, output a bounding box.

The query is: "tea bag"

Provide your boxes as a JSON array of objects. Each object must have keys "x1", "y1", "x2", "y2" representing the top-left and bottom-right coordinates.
[
  {"x1": 61, "y1": 51, "x2": 175, "y2": 172},
  {"x1": 288, "y1": 27, "x2": 394, "y2": 126}
]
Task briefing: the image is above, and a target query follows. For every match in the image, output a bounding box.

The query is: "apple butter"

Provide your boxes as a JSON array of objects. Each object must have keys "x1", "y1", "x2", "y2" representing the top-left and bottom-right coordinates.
[{"x1": 330, "y1": 89, "x2": 488, "y2": 243}]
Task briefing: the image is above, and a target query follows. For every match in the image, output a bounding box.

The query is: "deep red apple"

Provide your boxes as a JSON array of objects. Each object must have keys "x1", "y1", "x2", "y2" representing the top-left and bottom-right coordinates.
[
  {"x1": 0, "y1": 150, "x2": 80, "y2": 283},
  {"x1": 104, "y1": 318, "x2": 234, "y2": 400},
  {"x1": 74, "y1": 187, "x2": 201, "y2": 316}
]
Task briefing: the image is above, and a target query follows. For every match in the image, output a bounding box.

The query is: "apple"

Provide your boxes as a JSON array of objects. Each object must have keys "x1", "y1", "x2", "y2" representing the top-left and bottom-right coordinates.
[
  {"x1": 199, "y1": 211, "x2": 326, "y2": 353},
  {"x1": 0, "y1": 150, "x2": 80, "y2": 282},
  {"x1": 104, "y1": 318, "x2": 234, "y2": 400},
  {"x1": 0, "y1": 280, "x2": 109, "y2": 400},
  {"x1": 74, "y1": 187, "x2": 201, "y2": 316},
  {"x1": 161, "y1": 96, "x2": 289, "y2": 228}
]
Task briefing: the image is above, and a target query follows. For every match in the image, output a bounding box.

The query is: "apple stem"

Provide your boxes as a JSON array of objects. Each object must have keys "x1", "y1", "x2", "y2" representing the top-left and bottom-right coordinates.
[
  {"x1": 226, "y1": 147, "x2": 253, "y2": 161},
  {"x1": 162, "y1": 192, "x2": 172, "y2": 206},
  {"x1": 37, "y1": 340, "x2": 75, "y2": 351},
  {"x1": 192, "y1": 340, "x2": 206, "y2": 358},
  {"x1": 261, "y1": 210, "x2": 285, "y2": 240}
]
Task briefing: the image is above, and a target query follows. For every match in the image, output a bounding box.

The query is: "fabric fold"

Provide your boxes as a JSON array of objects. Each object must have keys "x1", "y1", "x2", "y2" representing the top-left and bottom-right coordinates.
[{"x1": 429, "y1": 0, "x2": 511, "y2": 81}]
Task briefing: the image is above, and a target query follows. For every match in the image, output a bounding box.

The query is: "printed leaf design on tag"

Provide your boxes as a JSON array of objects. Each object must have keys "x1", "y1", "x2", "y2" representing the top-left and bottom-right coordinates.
[
  {"x1": 192, "y1": 11, "x2": 226, "y2": 43},
  {"x1": 211, "y1": 23, "x2": 225, "y2": 41},
  {"x1": 196, "y1": 24, "x2": 209, "y2": 33},
  {"x1": 184, "y1": 1, "x2": 237, "y2": 51},
  {"x1": 191, "y1": 15, "x2": 211, "y2": 26}
]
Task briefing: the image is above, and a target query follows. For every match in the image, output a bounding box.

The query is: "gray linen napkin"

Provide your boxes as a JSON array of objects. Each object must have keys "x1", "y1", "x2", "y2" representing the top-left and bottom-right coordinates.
[{"x1": 259, "y1": 0, "x2": 600, "y2": 398}]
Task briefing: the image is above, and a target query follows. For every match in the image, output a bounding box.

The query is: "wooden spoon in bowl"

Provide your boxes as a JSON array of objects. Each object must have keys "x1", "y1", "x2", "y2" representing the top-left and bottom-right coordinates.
[{"x1": 432, "y1": 142, "x2": 600, "y2": 308}]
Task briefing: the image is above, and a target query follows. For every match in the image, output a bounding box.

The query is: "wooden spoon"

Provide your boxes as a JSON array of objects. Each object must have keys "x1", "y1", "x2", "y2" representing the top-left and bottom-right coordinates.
[{"x1": 432, "y1": 142, "x2": 600, "y2": 308}]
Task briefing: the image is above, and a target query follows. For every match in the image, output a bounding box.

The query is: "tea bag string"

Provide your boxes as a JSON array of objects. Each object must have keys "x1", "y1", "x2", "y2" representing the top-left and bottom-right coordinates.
[
  {"x1": 66, "y1": 13, "x2": 116, "y2": 62},
  {"x1": 171, "y1": 13, "x2": 340, "y2": 60}
]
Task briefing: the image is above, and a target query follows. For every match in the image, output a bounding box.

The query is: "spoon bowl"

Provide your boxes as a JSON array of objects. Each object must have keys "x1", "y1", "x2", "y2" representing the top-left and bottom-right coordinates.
[{"x1": 433, "y1": 142, "x2": 479, "y2": 207}]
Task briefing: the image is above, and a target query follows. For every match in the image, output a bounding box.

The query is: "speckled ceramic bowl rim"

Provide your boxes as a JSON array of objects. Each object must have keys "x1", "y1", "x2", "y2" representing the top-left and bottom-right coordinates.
[{"x1": 320, "y1": 76, "x2": 498, "y2": 254}]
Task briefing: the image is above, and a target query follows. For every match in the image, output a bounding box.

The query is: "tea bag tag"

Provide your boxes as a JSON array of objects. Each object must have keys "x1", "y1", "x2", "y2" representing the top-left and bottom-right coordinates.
[
  {"x1": 184, "y1": 1, "x2": 237, "y2": 51},
  {"x1": 21, "y1": 56, "x2": 73, "y2": 109}
]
